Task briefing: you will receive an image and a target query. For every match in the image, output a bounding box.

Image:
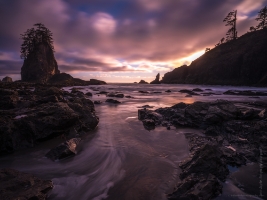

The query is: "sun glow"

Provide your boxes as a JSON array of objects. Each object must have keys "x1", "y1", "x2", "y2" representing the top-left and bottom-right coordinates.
[{"x1": 181, "y1": 50, "x2": 205, "y2": 63}]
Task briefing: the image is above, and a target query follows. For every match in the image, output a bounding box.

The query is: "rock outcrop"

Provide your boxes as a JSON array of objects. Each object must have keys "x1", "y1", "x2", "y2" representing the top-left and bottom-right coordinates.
[
  {"x1": 150, "y1": 73, "x2": 160, "y2": 84},
  {"x1": 0, "y1": 168, "x2": 53, "y2": 200},
  {"x1": 162, "y1": 29, "x2": 267, "y2": 86},
  {"x1": 21, "y1": 42, "x2": 60, "y2": 83},
  {"x1": 138, "y1": 99, "x2": 267, "y2": 198},
  {"x1": 48, "y1": 73, "x2": 106, "y2": 86},
  {"x1": 2, "y1": 76, "x2": 12, "y2": 82},
  {"x1": 138, "y1": 80, "x2": 148, "y2": 84},
  {"x1": 0, "y1": 84, "x2": 99, "y2": 155},
  {"x1": 46, "y1": 138, "x2": 81, "y2": 161}
]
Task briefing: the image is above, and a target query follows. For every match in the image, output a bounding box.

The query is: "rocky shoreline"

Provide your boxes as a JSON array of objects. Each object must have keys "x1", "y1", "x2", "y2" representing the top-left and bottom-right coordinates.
[
  {"x1": 138, "y1": 99, "x2": 267, "y2": 199},
  {"x1": 0, "y1": 82, "x2": 101, "y2": 198}
]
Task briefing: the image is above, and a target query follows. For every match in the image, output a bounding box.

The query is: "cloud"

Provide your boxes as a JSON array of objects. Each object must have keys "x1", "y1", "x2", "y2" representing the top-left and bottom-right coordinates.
[
  {"x1": 0, "y1": 60, "x2": 22, "y2": 75},
  {"x1": 91, "y1": 12, "x2": 117, "y2": 34},
  {"x1": 0, "y1": 0, "x2": 267, "y2": 81}
]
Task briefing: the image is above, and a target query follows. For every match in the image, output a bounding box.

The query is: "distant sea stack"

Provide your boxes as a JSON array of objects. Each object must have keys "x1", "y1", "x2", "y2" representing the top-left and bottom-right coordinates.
[
  {"x1": 162, "y1": 29, "x2": 267, "y2": 86},
  {"x1": 150, "y1": 73, "x2": 161, "y2": 84},
  {"x1": 21, "y1": 42, "x2": 60, "y2": 83},
  {"x1": 139, "y1": 80, "x2": 149, "y2": 84}
]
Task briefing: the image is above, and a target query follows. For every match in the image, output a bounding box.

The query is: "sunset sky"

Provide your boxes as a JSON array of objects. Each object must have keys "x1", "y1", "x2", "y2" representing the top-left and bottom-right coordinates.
[{"x1": 0, "y1": 0, "x2": 266, "y2": 82}]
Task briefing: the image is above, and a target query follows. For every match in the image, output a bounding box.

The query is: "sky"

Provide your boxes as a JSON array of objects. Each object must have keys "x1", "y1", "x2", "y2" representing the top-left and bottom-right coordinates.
[{"x1": 0, "y1": 0, "x2": 266, "y2": 83}]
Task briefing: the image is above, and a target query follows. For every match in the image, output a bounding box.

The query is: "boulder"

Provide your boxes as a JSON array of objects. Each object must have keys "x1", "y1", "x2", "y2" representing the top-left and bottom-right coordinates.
[
  {"x1": 21, "y1": 42, "x2": 60, "y2": 83},
  {"x1": 150, "y1": 73, "x2": 160, "y2": 84},
  {"x1": 107, "y1": 92, "x2": 124, "y2": 98},
  {"x1": 2, "y1": 76, "x2": 12, "y2": 82},
  {"x1": 192, "y1": 88, "x2": 203, "y2": 92},
  {"x1": 46, "y1": 138, "x2": 81, "y2": 161},
  {"x1": 85, "y1": 92, "x2": 93, "y2": 97},
  {"x1": 142, "y1": 119, "x2": 155, "y2": 130},
  {"x1": 106, "y1": 99, "x2": 121, "y2": 104},
  {"x1": 138, "y1": 91, "x2": 149, "y2": 93},
  {"x1": 0, "y1": 168, "x2": 53, "y2": 200},
  {"x1": 179, "y1": 89, "x2": 199, "y2": 96}
]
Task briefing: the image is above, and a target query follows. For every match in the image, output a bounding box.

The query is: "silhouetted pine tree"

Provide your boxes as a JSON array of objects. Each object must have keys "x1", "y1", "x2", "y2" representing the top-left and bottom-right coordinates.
[
  {"x1": 20, "y1": 23, "x2": 54, "y2": 59},
  {"x1": 256, "y1": 6, "x2": 267, "y2": 30},
  {"x1": 205, "y1": 48, "x2": 211, "y2": 52},
  {"x1": 223, "y1": 10, "x2": 237, "y2": 41}
]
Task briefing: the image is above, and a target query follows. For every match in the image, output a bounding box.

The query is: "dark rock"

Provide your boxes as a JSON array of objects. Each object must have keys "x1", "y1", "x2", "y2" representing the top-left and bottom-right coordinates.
[
  {"x1": 168, "y1": 144, "x2": 227, "y2": 200},
  {"x1": 0, "y1": 89, "x2": 19, "y2": 110},
  {"x1": 98, "y1": 91, "x2": 109, "y2": 94},
  {"x1": 34, "y1": 86, "x2": 63, "y2": 97},
  {"x1": 258, "y1": 109, "x2": 266, "y2": 118},
  {"x1": 192, "y1": 88, "x2": 203, "y2": 92},
  {"x1": 153, "y1": 91, "x2": 162, "y2": 93},
  {"x1": 138, "y1": 108, "x2": 163, "y2": 126},
  {"x1": 150, "y1": 73, "x2": 161, "y2": 84},
  {"x1": 204, "y1": 126, "x2": 221, "y2": 136},
  {"x1": 168, "y1": 174, "x2": 222, "y2": 200},
  {"x1": 46, "y1": 138, "x2": 81, "y2": 161},
  {"x1": 223, "y1": 90, "x2": 267, "y2": 96},
  {"x1": 107, "y1": 92, "x2": 124, "y2": 98},
  {"x1": 165, "y1": 90, "x2": 171, "y2": 92},
  {"x1": 71, "y1": 88, "x2": 84, "y2": 95},
  {"x1": 0, "y1": 94, "x2": 98, "y2": 155},
  {"x1": 125, "y1": 95, "x2": 133, "y2": 98},
  {"x1": 180, "y1": 144, "x2": 229, "y2": 181},
  {"x1": 49, "y1": 73, "x2": 106, "y2": 86},
  {"x1": 106, "y1": 99, "x2": 121, "y2": 104},
  {"x1": 171, "y1": 102, "x2": 187, "y2": 109},
  {"x1": 2, "y1": 76, "x2": 12, "y2": 82},
  {"x1": 138, "y1": 91, "x2": 149, "y2": 93},
  {"x1": 49, "y1": 72, "x2": 73, "y2": 83},
  {"x1": 240, "y1": 109, "x2": 259, "y2": 120},
  {"x1": 21, "y1": 42, "x2": 60, "y2": 83},
  {"x1": 201, "y1": 92, "x2": 219, "y2": 96},
  {"x1": 161, "y1": 29, "x2": 267, "y2": 86},
  {"x1": 88, "y1": 79, "x2": 106, "y2": 85},
  {"x1": 142, "y1": 119, "x2": 155, "y2": 130},
  {"x1": 179, "y1": 89, "x2": 199, "y2": 95},
  {"x1": 94, "y1": 100, "x2": 102, "y2": 104},
  {"x1": 85, "y1": 92, "x2": 93, "y2": 96},
  {"x1": 0, "y1": 168, "x2": 53, "y2": 200},
  {"x1": 138, "y1": 80, "x2": 148, "y2": 84},
  {"x1": 140, "y1": 105, "x2": 154, "y2": 108}
]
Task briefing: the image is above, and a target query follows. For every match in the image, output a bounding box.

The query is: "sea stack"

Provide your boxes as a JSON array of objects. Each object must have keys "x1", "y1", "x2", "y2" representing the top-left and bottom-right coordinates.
[
  {"x1": 150, "y1": 73, "x2": 161, "y2": 84},
  {"x1": 21, "y1": 42, "x2": 60, "y2": 83}
]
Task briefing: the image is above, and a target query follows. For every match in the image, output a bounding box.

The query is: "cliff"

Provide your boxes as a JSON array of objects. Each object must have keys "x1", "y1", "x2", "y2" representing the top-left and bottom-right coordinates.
[
  {"x1": 21, "y1": 42, "x2": 60, "y2": 83},
  {"x1": 162, "y1": 29, "x2": 267, "y2": 86}
]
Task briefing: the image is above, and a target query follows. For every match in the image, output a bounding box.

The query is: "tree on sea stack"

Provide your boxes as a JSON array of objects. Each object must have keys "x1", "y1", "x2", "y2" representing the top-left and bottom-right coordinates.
[
  {"x1": 20, "y1": 23, "x2": 60, "y2": 83},
  {"x1": 223, "y1": 10, "x2": 237, "y2": 41},
  {"x1": 20, "y1": 23, "x2": 54, "y2": 59},
  {"x1": 256, "y1": 6, "x2": 267, "y2": 30}
]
